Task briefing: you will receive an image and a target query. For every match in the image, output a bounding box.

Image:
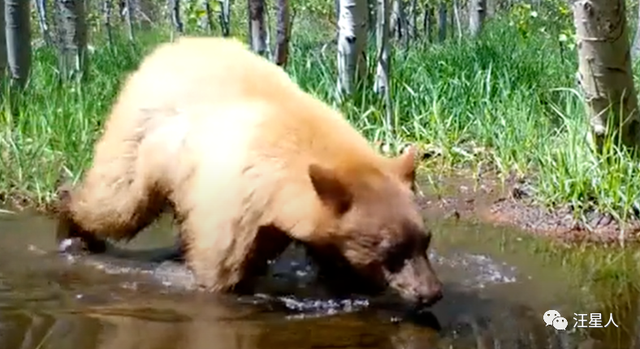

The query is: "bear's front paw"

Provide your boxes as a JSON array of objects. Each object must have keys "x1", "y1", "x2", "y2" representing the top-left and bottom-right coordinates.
[
  {"x1": 57, "y1": 236, "x2": 108, "y2": 255},
  {"x1": 57, "y1": 237, "x2": 89, "y2": 255}
]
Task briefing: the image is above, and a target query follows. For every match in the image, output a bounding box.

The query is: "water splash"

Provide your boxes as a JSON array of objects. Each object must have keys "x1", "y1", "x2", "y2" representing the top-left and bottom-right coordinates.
[{"x1": 430, "y1": 251, "x2": 518, "y2": 288}]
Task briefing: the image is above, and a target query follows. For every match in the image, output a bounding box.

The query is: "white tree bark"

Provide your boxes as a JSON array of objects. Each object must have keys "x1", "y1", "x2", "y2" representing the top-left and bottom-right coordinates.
[
  {"x1": 397, "y1": 0, "x2": 408, "y2": 44},
  {"x1": 248, "y1": 0, "x2": 267, "y2": 56},
  {"x1": 573, "y1": 0, "x2": 640, "y2": 150},
  {"x1": 170, "y1": 0, "x2": 183, "y2": 33},
  {"x1": 389, "y1": 0, "x2": 406, "y2": 41},
  {"x1": 389, "y1": 0, "x2": 398, "y2": 38},
  {"x1": 56, "y1": 0, "x2": 88, "y2": 82},
  {"x1": 469, "y1": 0, "x2": 486, "y2": 38},
  {"x1": 374, "y1": 0, "x2": 390, "y2": 95},
  {"x1": 336, "y1": 0, "x2": 368, "y2": 97},
  {"x1": 35, "y1": 0, "x2": 52, "y2": 46},
  {"x1": 373, "y1": 0, "x2": 394, "y2": 138},
  {"x1": 219, "y1": 0, "x2": 231, "y2": 36},
  {"x1": 631, "y1": 3, "x2": 640, "y2": 59},
  {"x1": 453, "y1": 0, "x2": 462, "y2": 39},
  {"x1": 273, "y1": 0, "x2": 290, "y2": 67},
  {"x1": 6, "y1": 0, "x2": 31, "y2": 88}
]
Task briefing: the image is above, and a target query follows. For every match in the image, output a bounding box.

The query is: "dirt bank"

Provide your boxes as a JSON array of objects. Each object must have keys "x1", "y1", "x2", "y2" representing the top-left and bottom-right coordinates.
[
  {"x1": 0, "y1": 191, "x2": 48, "y2": 213},
  {"x1": 417, "y1": 170, "x2": 640, "y2": 246}
]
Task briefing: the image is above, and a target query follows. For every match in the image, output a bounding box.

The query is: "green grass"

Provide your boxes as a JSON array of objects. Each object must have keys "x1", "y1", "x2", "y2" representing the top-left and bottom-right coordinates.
[{"x1": 2, "y1": 15, "x2": 640, "y2": 231}]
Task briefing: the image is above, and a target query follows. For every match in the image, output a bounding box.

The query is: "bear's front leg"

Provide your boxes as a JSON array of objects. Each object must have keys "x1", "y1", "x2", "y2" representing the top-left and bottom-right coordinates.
[{"x1": 184, "y1": 219, "x2": 292, "y2": 295}]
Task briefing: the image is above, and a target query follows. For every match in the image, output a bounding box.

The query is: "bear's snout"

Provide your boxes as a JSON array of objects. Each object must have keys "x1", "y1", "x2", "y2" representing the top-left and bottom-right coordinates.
[
  {"x1": 414, "y1": 280, "x2": 443, "y2": 308},
  {"x1": 386, "y1": 256, "x2": 443, "y2": 309},
  {"x1": 394, "y1": 276, "x2": 443, "y2": 309}
]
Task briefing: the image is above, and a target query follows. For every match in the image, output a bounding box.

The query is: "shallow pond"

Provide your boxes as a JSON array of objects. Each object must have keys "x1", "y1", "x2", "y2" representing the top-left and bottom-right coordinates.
[{"x1": 0, "y1": 208, "x2": 638, "y2": 349}]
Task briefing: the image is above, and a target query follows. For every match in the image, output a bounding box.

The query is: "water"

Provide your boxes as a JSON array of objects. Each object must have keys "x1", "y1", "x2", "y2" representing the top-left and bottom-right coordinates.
[{"x1": 0, "y1": 209, "x2": 637, "y2": 349}]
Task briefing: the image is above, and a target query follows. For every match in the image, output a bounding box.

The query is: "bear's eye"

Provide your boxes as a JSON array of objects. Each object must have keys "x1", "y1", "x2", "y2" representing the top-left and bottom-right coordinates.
[{"x1": 383, "y1": 242, "x2": 411, "y2": 273}]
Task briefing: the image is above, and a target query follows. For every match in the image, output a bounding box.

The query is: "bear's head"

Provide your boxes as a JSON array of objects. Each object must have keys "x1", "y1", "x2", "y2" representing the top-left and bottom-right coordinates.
[{"x1": 304, "y1": 146, "x2": 443, "y2": 310}]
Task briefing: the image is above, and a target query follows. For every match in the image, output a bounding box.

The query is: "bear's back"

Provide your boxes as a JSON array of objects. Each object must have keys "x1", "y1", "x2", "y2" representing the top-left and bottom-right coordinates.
[
  {"x1": 112, "y1": 37, "x2": 304, "y2": 115},
  {"x1": 113, "y1": 36, "x2": 385, "y2": 175}
]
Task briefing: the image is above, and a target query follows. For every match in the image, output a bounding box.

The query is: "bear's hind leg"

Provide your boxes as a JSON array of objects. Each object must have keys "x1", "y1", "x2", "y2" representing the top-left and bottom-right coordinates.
[{"x1": 55, "y1": 164, "x2": 169, "y2": 254}]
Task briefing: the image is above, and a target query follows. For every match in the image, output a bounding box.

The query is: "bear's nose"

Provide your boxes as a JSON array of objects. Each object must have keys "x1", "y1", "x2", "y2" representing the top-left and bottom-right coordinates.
[
  {"x1": 416, "y1": 283, "x2": 443, "y2": 308},
  {"x1": 420, "y1": 289, "x2": 443, "y2": 307}
]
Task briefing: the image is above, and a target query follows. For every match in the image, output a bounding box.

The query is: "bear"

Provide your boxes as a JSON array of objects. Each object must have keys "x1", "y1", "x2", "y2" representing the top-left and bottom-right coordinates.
[{"x1": 55, "y1": 36, "x2": 443, "y2": 309}]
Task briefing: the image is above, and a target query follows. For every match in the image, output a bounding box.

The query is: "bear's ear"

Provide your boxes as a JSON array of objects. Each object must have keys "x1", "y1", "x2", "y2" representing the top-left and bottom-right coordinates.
[
  {"x1": 308, "y1": 164, "x2": 353, "y2": 215},
  {"x1": 392, "y1": 145, "x2": 418, "y2": 189}
]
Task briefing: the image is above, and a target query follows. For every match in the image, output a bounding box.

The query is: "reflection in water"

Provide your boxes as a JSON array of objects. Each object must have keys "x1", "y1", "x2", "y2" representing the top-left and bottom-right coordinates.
[
  {"x1": 0, "y1": 212, "x2": 639, "y2": 349},
  {"x1": 0, "y1": 293, "x2": 442, "y2": 349},
  {"x1": 84, "y1": 298, "x2": 439, "y2": 349},
  {"x1": 578, "y1": 281, "x2": 640, "y2": 349}
]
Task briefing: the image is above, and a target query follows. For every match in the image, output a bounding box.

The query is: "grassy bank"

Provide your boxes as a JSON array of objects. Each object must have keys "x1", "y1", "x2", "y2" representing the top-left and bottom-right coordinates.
[{"x1": 2, "y1": 15, "x2": 640, "y2": 235}]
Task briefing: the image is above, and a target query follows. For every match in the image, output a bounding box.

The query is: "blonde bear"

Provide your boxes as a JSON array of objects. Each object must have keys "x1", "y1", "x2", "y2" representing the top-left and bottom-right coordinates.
[{"x1": 56, "y1": 37, "x2": 443, "y2": 309}]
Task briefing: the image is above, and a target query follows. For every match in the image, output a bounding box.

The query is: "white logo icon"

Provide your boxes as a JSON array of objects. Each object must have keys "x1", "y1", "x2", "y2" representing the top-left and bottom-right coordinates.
[
  {"x1": 543, "y1": 310, "x2": 561, "y2": 326},
  {"x1": 543, "y1": 310, "x2": 568, "y2": 330},
  {"x1": 553, "y1": 316, "x2": 568, "y2": 330}
]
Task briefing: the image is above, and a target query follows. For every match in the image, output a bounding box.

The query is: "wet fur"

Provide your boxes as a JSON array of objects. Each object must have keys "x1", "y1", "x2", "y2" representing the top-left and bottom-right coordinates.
[{"x1": 56, "y1": 37, "x2": 442, "y2": 304}]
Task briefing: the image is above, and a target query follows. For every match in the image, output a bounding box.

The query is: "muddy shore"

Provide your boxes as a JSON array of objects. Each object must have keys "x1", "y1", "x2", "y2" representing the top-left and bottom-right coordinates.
[
  {"x1": 417, "y1": 169, "x2": 640, "y2": 246},
  {"x1": 2, "y1": 169, "x2": 640, "y2": 247}
]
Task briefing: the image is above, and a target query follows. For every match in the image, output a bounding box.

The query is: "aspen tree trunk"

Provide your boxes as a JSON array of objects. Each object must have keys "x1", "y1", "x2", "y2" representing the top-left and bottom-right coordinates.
[
  {"x1": 124, "y1": 0, "x2": 135, "y2": 40},
  {"x1": 390, "y1": 0, "x2": 408, "y2": 42},
  {"x1": 170, "y1": 0, "x2": 183, "y2": 33},
  {"x1": 273, "y1": 0, "x2": 290, "y2": 67},
  {"x1": 451, "y1": 0, "x2": 462, "y2": 40},
  {"x1": 469, "y1": 0, "x2": 486, "y2": 37},
  {"x1": 248, "y1": 0, "x2": 267, "y2": 56},
  {"x1": 219, "y1": 0, "x2": 231, "y2": 36},
  {"x1": 631, "y1": 3, "x2": 640, "y2": 59},
  {"x1": 134, "y1": 0, "x2": 153, "y2": 30},
  {"x1": 103, "y1": 0, "x2": 114, "y2": 46},
  {"x1": 389, "y1": 0, "x2": 399, "y2": 39},
  {"x1": 35, "y1": 0, "x2": 53, "y2": 46},
  {"x1": 409, "y1": 0, "x2": 417, "y2": 38},
  {"x1": 367, "y1": 0, "x2": 376, "y2": 32},
  {"x1": 437, "y1": 2, "x2": 447, "y2": 42},
  {"x1": 263, "y1": 4, "x2": 272, "y2": 58},
  {"x1": 397, "y1": 0, "x2": 408, "y2": 44},
  {"x1": 389, "y1": 0, "x2": 397, "y2": 38},
  {"x1": 373, "y1": 0, "x2": 395, "y2": 138},
  {"x1": 486, "y1": 0, "x2": 495, "y2": 17},
  {"x1": 448, "y1": 0, "x2": 454, "y2": 39},
  {"x1": 423, "y1": 5, "x2": 433, "y2": 42},
  {"x1": 203, "y1": 0, "x2": 215, "y2": 34},
  {"x1": 374, "y1": 0, "x2": 390, "y2": 95},
  {"x1": 573, "y1": 0, "x2": 640, "y2": 150},
  {"x1": 6, "y1": 0, "x2": 32, "y2": 88},
  {"x1": 336, "y1": 0, "x2": 368, "y2": 97},
  {"x1": 0, "y1": 0, "x2": 6, "y2": 76},
  {"x1": 56, "y1": 0, "x2": 89, "y2": 82},
  {"x1": 118, "y1": 0, "x2": 125, "y2": 22}
]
